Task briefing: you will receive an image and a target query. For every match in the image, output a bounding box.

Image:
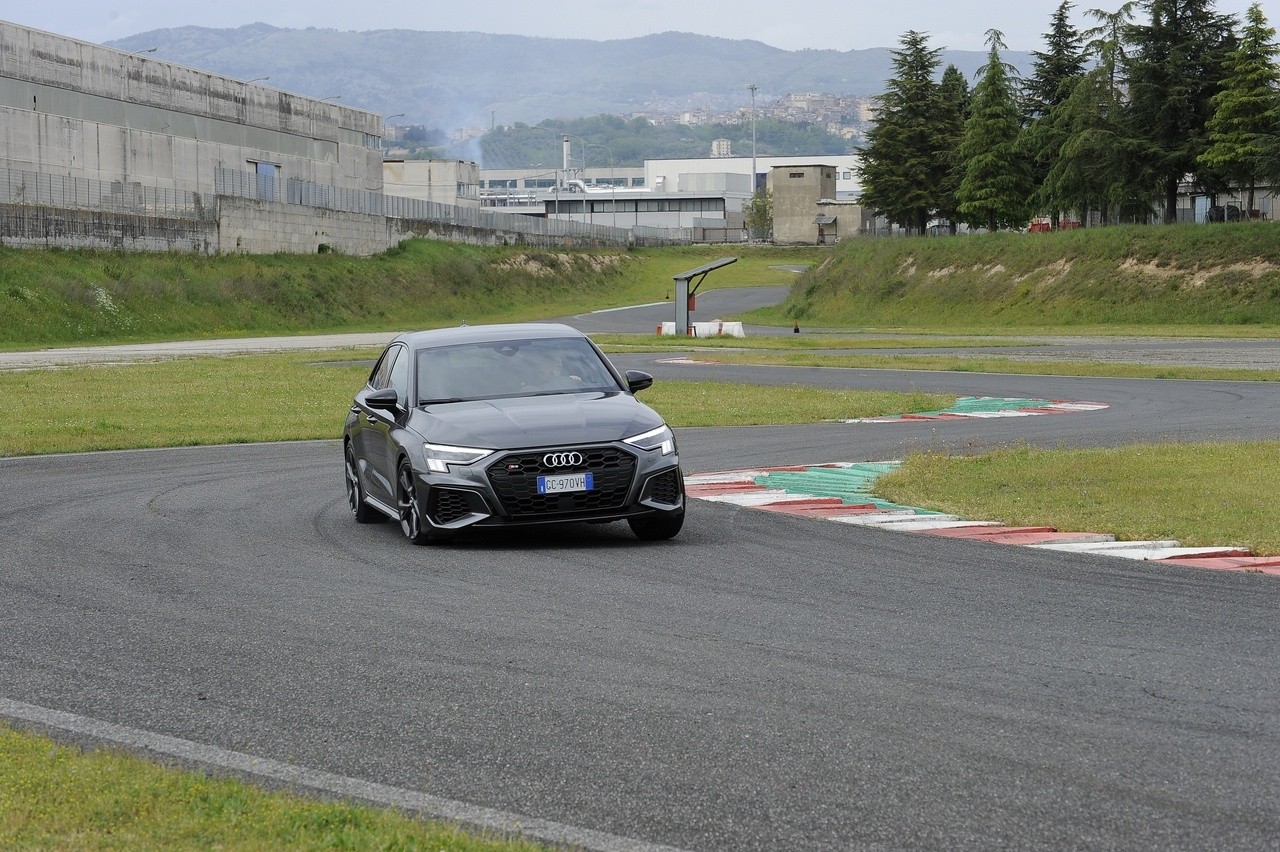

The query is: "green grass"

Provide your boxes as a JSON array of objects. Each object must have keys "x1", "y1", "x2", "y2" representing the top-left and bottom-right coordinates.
[
  {"x1": 591, "y1": 332, "x2": 1043, "y2": 351},
  {"x1": 879, "y1": 444, "x2": 1280, "y2": 557},
  {"x1": 684, "y1": 350, "x2": 1280, "y2": 382},
  {"x1": 0, "y1": 242, "x2": 809, "y2": 350},
  {"x1": 642, "y1": 381, "x2": 952, "y2": 426},
  {"x1": 756, "y1": 221, "x2": 1280, "y2": 330},
  {"x1": 0, "y1": 723, "x2": 547, "y2": 851},
  {"x1": 0, "y1": 351, "x2": 952, "y2": 457}
]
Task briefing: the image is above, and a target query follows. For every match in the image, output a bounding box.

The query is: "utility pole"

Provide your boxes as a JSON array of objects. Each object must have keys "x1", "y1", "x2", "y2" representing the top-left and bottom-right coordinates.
[{"x1": 748, "y1": 83, "x2": 758, "y2": 195}]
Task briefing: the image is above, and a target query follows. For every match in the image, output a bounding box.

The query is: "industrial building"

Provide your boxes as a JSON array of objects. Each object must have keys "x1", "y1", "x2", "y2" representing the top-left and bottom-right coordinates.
[
  {"x1": 769, "y1": 164, "x2": 837, "y2": 244},
  {"x1": 383, "y1": 159, "x2": 481, "y2": 207},
  {"x1": 0, "y1": 19, "x2": 394, "y2": 253}
]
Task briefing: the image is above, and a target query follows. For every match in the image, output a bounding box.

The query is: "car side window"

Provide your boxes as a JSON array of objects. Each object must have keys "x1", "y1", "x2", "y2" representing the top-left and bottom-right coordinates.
[
  {"x1": 388, "y1": 345, "x2": 410, "y2": 407},
  {"x1": 369, "y1": 345, "x2": 401, "y2": 391}
]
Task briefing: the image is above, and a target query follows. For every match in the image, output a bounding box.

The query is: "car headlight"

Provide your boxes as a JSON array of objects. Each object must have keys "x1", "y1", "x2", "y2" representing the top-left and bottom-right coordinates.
[
  {"x1": 623, "y1": 424, "x2": 676, "y2": 455},
  {"x1": 423, "y1": 442, "x2": 493, "y2": 473}
]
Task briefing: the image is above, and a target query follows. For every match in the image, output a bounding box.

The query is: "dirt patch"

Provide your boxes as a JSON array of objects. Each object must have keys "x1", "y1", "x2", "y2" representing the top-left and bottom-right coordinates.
[
  {"x1": 1119, "y1": 257, "x2": 1280, "y2": 289},
  {"x1": 1014, "y1": 258, "x2": 1074, "y2": 287},
  {"x1": 493, "y1": 252, "x2": 626, "y2": 277}
]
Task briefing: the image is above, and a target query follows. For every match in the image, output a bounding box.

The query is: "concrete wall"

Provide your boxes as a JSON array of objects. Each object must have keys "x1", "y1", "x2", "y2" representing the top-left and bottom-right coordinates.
[
  {"x1": 389, "y1": 218, "x2": 631, "y2": 250},
  {"x1": 218, "y1": 196, "x2": 390, "y2": 256},
  {"x1": 0, "y1": 201, "x2": 215, "y2": 252},
  {"x1": 0, "y1": 21, "x2": 383, "y2": 195},
  {"x1": 770, "y1": 164, "x2": 837, "y2": 244}
]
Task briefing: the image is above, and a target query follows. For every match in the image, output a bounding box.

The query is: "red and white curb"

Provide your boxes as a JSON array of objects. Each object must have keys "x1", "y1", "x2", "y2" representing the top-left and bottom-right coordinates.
[{"x1": 685, "y1": 463, "x2": 1280, "y2": 577}]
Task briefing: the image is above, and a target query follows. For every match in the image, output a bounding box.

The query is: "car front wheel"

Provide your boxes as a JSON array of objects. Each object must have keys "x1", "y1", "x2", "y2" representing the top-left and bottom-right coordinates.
[
  {"x1": 628, "y1": 508, "x2": 685, "y2": 541},
  {"x1": 397, "y1": 461, "x2": 441, "y2": 545},
  {"x1": 345, "y1": 444, "x2": 381, "y2": 524}
]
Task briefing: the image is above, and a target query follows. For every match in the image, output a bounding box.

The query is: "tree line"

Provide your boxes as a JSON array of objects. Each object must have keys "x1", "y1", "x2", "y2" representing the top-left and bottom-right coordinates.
[
  {"x1": 857, "y1": 0, "x2": 1280, "y2": 233},
  {"x1": 475, "y1": 115, "x2": 850, "y2": 170}
]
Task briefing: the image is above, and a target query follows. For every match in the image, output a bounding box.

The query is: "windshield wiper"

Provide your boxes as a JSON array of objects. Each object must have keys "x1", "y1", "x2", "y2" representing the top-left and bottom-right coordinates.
[{"x1": 419, "y1": 397, "x2": 467, "y2": 405}]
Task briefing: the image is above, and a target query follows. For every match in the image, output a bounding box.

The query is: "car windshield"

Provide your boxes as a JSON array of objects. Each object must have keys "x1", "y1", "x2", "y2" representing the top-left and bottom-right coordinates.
[{"x1": 415, "y1": 336, "x2": 624, "y2": 404}]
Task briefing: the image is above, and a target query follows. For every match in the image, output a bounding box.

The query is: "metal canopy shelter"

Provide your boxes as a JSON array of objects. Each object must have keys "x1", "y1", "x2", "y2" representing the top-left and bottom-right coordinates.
[{"x1": 672, "y1": 256, "x2": 737, "y2": 336}]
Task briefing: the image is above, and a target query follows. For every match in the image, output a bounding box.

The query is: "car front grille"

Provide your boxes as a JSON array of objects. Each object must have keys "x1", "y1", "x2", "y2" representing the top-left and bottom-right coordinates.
[{"x1": 486, "y1": 446, "x2": 636, "y2": 518}]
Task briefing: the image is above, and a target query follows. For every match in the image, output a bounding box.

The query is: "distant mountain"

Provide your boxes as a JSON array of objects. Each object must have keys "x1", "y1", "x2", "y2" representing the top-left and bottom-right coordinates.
[{"x1": 106, "y1": 25, "x2": 1032, "y2": 133}]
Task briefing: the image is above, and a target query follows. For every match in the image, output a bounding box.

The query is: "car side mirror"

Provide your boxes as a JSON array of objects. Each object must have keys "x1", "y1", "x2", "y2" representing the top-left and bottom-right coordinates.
[
  {"x1": 363, "y1": 387, "x2": 400, "y2": 411},
  {"x1": 625, "y1": 370, "x2": 654, "y2": 393}
]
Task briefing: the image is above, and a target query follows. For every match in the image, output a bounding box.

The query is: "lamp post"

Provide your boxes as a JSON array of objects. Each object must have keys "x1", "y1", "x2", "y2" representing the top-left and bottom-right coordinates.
[
  {"x1": 128, "y1": 46, "x2": 158, "y2": 56},
  {"x1": 245, "y1": 76, "x2": 269, "y2": 84},
  {"x1": 382, "y1": 114, "x2": 405, "y2": 155},
  {"x1": 747, "y1": 83, "x2": 758, "y2": 196}
]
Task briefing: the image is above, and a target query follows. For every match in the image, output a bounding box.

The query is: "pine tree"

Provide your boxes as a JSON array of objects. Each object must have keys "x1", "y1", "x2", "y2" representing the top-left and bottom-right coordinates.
[
  {"x1": 1198, "y1": 2, "x2": 1280, "y2": 213},
  {"x1": 1025, "y1": 1, "x2": 1087, "y2": 119},
  {"x1": 956, "y1": 31, "x2": 1034, "y2": 232},
  {"x1": 1125, "y1": 0, "x2": 1238, "y2": 223},
  {"x1": 1023, "y1": 2, "x2": 1087, "y2": 225},
  {"x1": 934, "y1": 64, "x2": 971, "y2": 232},
  {"x1": 1035, "y1": 68, "x2": 1136, "y2": 225},
  {"x1": 856, "y1": 31, "x2": 946, "y2": 233}
]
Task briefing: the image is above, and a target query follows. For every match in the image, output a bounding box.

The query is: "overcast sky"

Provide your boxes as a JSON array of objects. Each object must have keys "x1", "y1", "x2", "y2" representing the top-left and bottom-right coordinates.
[{"x1": 7, "y1": 0, "x2": 1267, "y2": 53}]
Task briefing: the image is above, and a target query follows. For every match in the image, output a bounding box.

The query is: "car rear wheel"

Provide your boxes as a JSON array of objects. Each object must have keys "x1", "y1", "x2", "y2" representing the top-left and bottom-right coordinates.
[
  {"x1": 345, "y1": 444, "x2": 381, "y2": 524},
  {"x1": 628, "y1": 508, "x2": 685, "y2": 541},
  {"x1": 397, "y1": 461, "x2": 445, "y2": 545}
]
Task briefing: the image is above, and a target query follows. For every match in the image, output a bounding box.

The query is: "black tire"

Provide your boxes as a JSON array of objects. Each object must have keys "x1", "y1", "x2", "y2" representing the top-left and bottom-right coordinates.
[
  {"x1": 396, "y1": 461, "x2": 446, "y2": 545},
  {"x1": 345, "y1": 444, "x2": 381, "y2": 524},
  {"x1": 628, "y1": 508, "x2": 685, "y2": 541}
]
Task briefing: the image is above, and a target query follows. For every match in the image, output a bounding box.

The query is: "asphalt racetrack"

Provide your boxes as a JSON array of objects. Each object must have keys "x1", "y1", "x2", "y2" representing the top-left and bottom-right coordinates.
[{"x1": 4, "y1": 289, "x2": 1280, "y2": 850}]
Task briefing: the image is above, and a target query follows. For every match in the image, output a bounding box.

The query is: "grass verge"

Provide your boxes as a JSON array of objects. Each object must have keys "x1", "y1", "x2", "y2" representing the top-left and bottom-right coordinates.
[
  {"x1": 0, "y1": 351, "x2": 953, "y2": 457},
  {"x1": 0, "y1": 242, "x2": 808, "y2": 350},
  {"x1": 681, "y1": 351, "x2": 1280, "y2": 382},
  {"x1": 0, "y1": 723, "x2": 546, "y2": 851},
  {"x1": 764, "y1": 221, "x2": 1280, "y2": 329},
  {"x1": 879, "y1": 444, "x2": 1280, "y2": 557},
  {"x1": 590, "y1": 333, "x2": 1043, "y2": 351}
]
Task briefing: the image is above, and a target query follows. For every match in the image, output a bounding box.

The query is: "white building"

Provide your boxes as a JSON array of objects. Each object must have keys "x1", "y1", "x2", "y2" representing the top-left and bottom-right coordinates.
[{"x1": 645, "y1": 154, "x2": 862, "y2": 198}]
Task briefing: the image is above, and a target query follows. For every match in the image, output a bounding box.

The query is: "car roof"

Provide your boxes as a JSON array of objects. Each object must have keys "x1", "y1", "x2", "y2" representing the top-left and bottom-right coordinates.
[{"x1": 393, "y1": 323, "x2": 586, "y2": 349}]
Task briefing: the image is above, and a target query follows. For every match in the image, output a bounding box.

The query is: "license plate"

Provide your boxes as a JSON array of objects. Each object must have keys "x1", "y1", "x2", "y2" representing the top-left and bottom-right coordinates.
[{"x1": 537, "y1": 472, "x2": 593, "y2": 494}]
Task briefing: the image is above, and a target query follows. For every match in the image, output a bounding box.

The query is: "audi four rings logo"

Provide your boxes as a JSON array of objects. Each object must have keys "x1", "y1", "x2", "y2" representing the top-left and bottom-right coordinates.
[{"x1": 543, "y1": 452, "x2": 584, "y2": 468}]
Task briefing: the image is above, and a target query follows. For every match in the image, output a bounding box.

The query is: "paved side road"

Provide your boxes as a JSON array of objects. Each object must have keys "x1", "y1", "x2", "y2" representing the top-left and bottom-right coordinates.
[{"x1": 0, "y1": 332, "x2": 399, "y2": 370}]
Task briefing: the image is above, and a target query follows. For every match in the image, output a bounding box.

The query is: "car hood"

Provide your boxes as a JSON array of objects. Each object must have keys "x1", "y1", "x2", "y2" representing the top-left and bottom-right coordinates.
[{"x1": 408, "y1": 392, "x2": 664, "y2": 449}]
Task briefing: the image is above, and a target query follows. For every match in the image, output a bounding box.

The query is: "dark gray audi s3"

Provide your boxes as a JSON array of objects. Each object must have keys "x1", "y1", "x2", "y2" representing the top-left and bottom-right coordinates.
[{"x1": 343, "y1": 323, "x2": 684, "y2": 544}]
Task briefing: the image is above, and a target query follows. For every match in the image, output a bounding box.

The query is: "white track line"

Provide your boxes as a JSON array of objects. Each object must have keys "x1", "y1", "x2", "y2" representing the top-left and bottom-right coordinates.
[{"x1": 0, "y1": 697, "x2": 689, "y2": 852}]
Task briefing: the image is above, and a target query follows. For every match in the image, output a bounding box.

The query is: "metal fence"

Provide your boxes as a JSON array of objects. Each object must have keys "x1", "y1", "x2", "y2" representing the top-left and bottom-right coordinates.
[
  {"x1": 1, "y1": 168, "x2": 214, "y2": 220},
  {"x1": 213, "y1": 166, "x2": 691, "y2": 245},
  {"x1": 0, "y1": 166, "x2": 692, "y2": 247}
]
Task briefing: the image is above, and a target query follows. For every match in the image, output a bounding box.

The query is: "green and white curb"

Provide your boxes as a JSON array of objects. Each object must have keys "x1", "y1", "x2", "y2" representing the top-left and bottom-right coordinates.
[{"x1": 835, "y1": 396, "x2": 1109, "y2": 423}]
